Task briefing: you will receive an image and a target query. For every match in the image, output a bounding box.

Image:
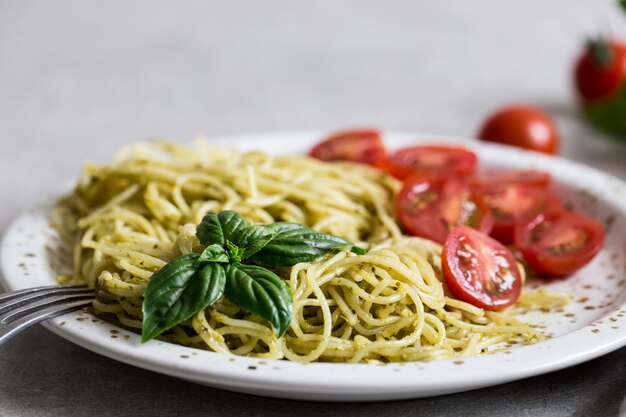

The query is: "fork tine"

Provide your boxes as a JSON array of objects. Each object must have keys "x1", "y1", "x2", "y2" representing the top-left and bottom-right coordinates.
[
  {"x1": 0, "y1": 286, "x2": 93, "y2": 316},
  {"x1": 0, "y1": 285, "x2": 89, "y2": 304},
  {"x1": 0, "y1": 298, "x2": 93, "y2": 347},
  {"x1": 0, "y1": 291, "x2": 94, "y2": 324}
]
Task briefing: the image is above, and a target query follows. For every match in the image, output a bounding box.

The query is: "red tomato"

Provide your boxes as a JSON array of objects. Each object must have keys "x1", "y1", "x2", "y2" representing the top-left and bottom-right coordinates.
[
  {"x1": 515, "y1": 210, "x2": 605, "y2": 278},
  {"x1": 309, "y1": 129, "x2": 387, "y2": 168},
  {"x1": 574, "y1": 39, "x2": 626, "y2": 103},
  {"x1": 386, "y1": 145, "x2": 477, "y2": 180},
  {"x1": 395, "y1": 174, "x2": 493, "y2": 244},
  {"x1": 443, "y1": 226, "x2": 522, "y2": 310},
  {"x1": 478, "y1": 184, "x2": 561, "y2": 244},
  {"x1": 470, "y1": 170, "x2": 551, "y2": 189},
  {"x1": 477, "y1": 105, "x2": 560, "y2": 155}
]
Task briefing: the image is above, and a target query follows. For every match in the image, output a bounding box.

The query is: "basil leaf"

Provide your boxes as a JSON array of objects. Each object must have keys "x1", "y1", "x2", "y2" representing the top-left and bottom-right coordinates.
[
  {"x1": 196, "y1": 211, "x2": 250, "y2": 247},
  {"x1": 197, "y1": 244, "x2": 229, "y2": 264},
  {"x1": 225, "y1": 241, "x2": 243, "y2": 264},
  {"x1": 231, "y1": 225, "x2": 276, "y2": 259},
  {"x1": 249, "y1": 222, "x2": 364, "y2": 267},
  {"x1": 351, "y1": 246, "x2": 367, "y2": 255},
  {"x1": 142, "y1": 253, "x2": 226, "y2": 342},
  {"x1": 224, "y1": 264, "x2": 292, "y2": 337}
]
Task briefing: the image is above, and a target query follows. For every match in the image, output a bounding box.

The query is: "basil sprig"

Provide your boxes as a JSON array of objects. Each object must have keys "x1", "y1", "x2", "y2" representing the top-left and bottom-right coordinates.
[
  {"x1": 141, "y1": 210, "x2": 365, "y2": 342},
  {"x1": 249, "y1": 222, "x2": 366, "y2": 267}
]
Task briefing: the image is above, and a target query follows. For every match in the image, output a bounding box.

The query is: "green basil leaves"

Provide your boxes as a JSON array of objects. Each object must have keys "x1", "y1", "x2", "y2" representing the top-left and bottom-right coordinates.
[
  {"x1": 141, "y1": 254, "x2": 226, "y2": 342},
  {"x1": 249, "y1": 222, "x2": 366, "y2": 267},
  {"x1": 141, "y1": 210, "x2": 365, "y2": 343},
  {"x1": 224, "y1": 264, "x2": 292, "y2": 337}
]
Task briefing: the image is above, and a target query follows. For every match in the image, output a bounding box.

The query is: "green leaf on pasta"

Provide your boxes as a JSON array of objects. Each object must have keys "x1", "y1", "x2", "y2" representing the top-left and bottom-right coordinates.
[
  {"x1": 143, "y1": 211, "x2": 362, "y2": 342},
  {"x1": 197, "y1": 244, "x2": 229, "y2": 264},
  {"x1": 231, "y1": 224, "x2": 276, "y2": 259},
  {"x1": 141, "y1": 254, "x2": 226, "y2": 342},
  {"x1": 248, "y1": 222, "x2": 365, "y2": 267},
  {"x1": 224, "y1": 264, "x2": 292, "y2": 337},
  {"x1": 196, "y1": 211, "x2": 250, "y2": 247}
]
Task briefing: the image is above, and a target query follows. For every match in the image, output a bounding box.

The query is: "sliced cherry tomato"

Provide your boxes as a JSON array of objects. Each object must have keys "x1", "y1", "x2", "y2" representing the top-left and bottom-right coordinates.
[
  {"x1": 477, "y1": 105, "x2": 560, "y2": 155},
  {"x1": 574, "y1": 39, "x2": 626, "y2": 103},
  {"x1": 396, "y1": 174, "x2": 493, "y2": 244},
  {"x1": 443, "y1": 226, "x2": 522, "y2": 310},
  {"x1": 309, "y1": 129, "x2": 387, "y2": 168},
  {"x1": 478, "y1": 184, "x2": 561, "y2": 244},
  {"x1": 515, "y1": 209, "x2": 605, "y2": 278},
  {"x1": 470, "y1": 170, "x2": 551, "y2": 190},
  {"x1": 386, "y1": 145, "x2": 477, "y2": 180}
]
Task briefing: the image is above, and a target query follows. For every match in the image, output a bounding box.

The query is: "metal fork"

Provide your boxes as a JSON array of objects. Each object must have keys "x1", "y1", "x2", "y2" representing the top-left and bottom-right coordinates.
[{"x1": 0, "y1": 285, "x2": 95, "y2": 346}]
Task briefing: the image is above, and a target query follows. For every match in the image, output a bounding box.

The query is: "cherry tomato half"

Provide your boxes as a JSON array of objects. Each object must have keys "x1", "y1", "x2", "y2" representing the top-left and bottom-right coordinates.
[
  {"x1": 574, "y1": 39, "x2": 626, "y2": 103},
  {"x1": 386, "y1": 145, "x2": 477, "y2": 180},
  {"x1": 477, "y1": 105, "x2": 560, "y2": 155},
  {"x1": 309, "y1": 129, "x2": 387, "y2": 168},
  {"x1": 396, "y1": 174, "x2": 493, "y2": 244},
  {"x1": 443, "y1": 226, "x2": 522, "y2": 310},
  {"x1": 470, "y1": 170, "x2": 552, "y2": 189},
  {"x1": 478, "y1": 184, "x2": 561, "y2": 244},
  {"x1": 515, "y1": 209, "x2": 605, "y2": 278}
]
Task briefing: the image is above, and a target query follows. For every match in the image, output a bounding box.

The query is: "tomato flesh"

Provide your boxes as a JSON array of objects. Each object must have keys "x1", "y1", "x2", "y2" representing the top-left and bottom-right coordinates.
[
  {"x1": 443, "y1": 226, "x2": 522, "y2": 310},
  {"x1": 477, "y1": 184, "x2": 561, "y2": 244},
  {"x1": 477, "y1": 105, "x2": 559, "y2": 155},
  {"x1": 309, "y1": 129, "x2": 387, "y2": 168},
  {"x1": 515, "y1": 210, "x2": 605, "y2": 278},
  {"x1": 386, "y1": 145, "x2": 477, "y2": 180},
  {"x1": 396, "y1": 174, "x2": 493, "y2": 244},
  {"x1": 470, "y1": 169, "x2": 551, "y2": 189}
]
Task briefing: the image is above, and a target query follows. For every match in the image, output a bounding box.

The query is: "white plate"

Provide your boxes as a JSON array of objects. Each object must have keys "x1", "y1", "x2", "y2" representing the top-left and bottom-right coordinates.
[{"x1": 1, "y1": 131, "x2": 626, "y2": 402}]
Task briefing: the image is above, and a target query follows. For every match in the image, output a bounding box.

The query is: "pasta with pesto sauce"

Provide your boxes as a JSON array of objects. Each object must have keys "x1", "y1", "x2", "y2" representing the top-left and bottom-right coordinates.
[{"x1": 51, "y1": 141, "x2": 566, "y2": 363}]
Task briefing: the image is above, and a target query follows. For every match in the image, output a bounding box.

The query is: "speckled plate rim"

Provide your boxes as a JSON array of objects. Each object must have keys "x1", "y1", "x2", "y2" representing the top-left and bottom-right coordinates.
[{"x1": 1, "y1": 131, "x2": 625, "y2": 402}]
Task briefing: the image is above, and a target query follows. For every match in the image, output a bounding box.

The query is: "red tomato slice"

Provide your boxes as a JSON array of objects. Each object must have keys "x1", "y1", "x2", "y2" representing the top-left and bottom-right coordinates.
[
  {"x1": 309, "y1": 129, "x2": 387, "y2": 168},
  {"x1": 396, "y1": 174, "x2": 493, "y2": 244},
  {"x1": 515, "y1": 210, "x2": 605, "y2": 278},
  {"x1": 386, "y1": 145, "x2": 477, "y2": 180},
  {"x1": 443, "y1": 226, "x2": 522, "y2": 310},
  {"x1": 478, "y1": 184, "x2": 561, "y2": 244},
  {"x1": 470, "y1": 169, "x2": 551, "y2": 189}
]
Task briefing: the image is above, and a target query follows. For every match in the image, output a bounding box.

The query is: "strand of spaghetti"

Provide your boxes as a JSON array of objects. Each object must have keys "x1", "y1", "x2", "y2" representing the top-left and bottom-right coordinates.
[
  {"x1": 191, "y1": 310, "x2": 230, "y2": 354},
  {"x1": 282, "y1": 254, "x2": 334, "y2": 362},
  {"x1": 76, "y1": 184, "x2": 141, "y2": 227},
  {"x1": 98, "y1": 271, "x2": 146, "y2": 297},
  {"x1": 349, "y1": 281, "x2": 426, "y2": 363},
  {"x1": 440, "y1": 310, "x2": 541, "y2": 338}
]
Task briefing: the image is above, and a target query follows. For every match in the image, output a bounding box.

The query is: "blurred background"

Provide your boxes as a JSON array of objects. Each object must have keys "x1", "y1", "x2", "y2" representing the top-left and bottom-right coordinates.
[
  {"x1": 2, "y1": 3, "x2": 626, "y2": 221},
  {"x1": 1, "y1": 1, "x2": 626, "y2": 416}
]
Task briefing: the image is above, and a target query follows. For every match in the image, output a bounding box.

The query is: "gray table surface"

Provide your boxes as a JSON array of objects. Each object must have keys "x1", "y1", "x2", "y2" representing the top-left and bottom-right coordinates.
[{"x1": 1, "y1": 1, "x2": 626, "y2": 416}]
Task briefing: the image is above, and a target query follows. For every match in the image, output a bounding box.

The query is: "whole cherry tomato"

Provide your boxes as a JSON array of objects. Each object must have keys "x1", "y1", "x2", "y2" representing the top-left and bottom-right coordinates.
[
  {"x1": 574, "y1": 39, "x2": 626, "y2": 103},
  {"x1": 574, "y1": 38, "x2": 626, "y2": 138},
  {"x1": 477, "y1": 105, "x2": 560, "y2": 155}
]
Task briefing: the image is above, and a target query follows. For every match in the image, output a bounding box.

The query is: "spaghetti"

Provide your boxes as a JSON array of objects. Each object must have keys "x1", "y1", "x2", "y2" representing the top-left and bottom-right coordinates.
[{"x1": 51, "y1": 141, "x2": 557, "y2": 363}]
